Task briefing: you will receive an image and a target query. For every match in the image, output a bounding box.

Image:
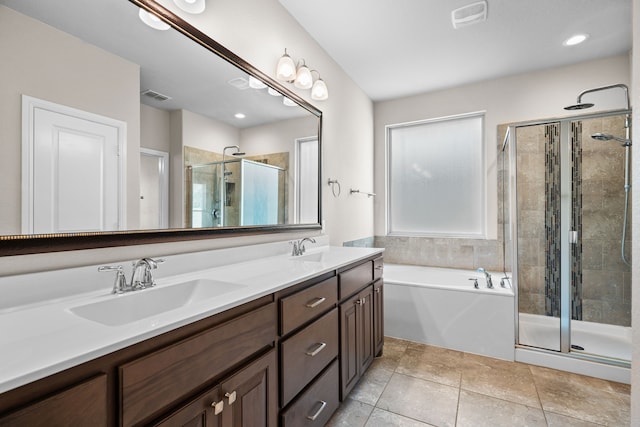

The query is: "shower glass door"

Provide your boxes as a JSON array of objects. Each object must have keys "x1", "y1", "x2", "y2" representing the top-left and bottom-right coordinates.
[{"x1": 509, "y1": 111, "x2": 631, "y2": 362}]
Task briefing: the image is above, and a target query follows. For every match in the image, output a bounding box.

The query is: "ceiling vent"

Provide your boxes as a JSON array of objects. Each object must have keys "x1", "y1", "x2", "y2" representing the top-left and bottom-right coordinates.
[
  {"x1": 141, "y1": 89, "x2": 171, "y2": 102},
  {"x1": 227, "y1": 77, "x2": 250, "y2": 90},
  {"x1": 451, "y1": 1, "x2": 488, "y2": 29}
]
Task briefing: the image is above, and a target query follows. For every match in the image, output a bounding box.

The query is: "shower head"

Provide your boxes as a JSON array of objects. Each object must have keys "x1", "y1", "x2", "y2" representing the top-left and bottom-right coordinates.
[
  {"x1": 564, "y1": 102, "x2": 594, "y2": 111},
  {"x1": 232, "y1": 151, "x2": 246, "y2": 156},
  {"x1": 564, "y1": 83, "x2": 631, "y2": 112},
  {"x1": 591, "y1": 133, "x2": 632, "y2": 146}
]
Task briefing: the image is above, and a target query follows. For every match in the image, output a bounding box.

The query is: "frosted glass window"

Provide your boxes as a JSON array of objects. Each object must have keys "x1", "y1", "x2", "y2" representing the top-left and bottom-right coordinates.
[{"x1": 387, "y1": 113, "x2": 485, "y2": 237}]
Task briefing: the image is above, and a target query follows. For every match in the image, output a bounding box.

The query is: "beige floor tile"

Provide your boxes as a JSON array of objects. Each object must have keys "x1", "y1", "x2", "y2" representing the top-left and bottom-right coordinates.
[
  {"x1": 460, "y1": 353, "x2": 541, "y2": 408},
  {"x1": 530, "y1": 366, "x2": 630, "y2": 425},
  {"x1": 325, "y1": 397, "x2": 374, "y2": 427},
  {"x1": 456, "y1": 390, "x2": 546, "y2": 427},
  {"x1": 545, "y1": 411, "x2": 605, "y2": 426},
  {"x1": 376, "y1": 373, "x2": 458, "y2": 427},
  {"x1": 396, "y1": 345, "x2": 463, "y2": 387},
  {"x1": 373, "y1": 337, "x2": 409, "y2": 371},
  {"x1": 364, "y1": 408, "x2": 435, "y2": 426},
  {"x1": 349, "y1": 365, "x2": 394, "y2": 406}
]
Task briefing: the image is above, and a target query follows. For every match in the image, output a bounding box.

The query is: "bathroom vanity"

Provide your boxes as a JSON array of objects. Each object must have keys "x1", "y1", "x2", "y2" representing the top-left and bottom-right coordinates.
[{"x1": 0, "y1": 243, "x2": 383, "y2": 426}]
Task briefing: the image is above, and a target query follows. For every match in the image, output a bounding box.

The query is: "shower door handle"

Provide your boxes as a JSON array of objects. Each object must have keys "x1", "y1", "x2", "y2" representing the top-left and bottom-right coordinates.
[{"x1": 569, "y1": 230, "x2": 578, "y2": 244}]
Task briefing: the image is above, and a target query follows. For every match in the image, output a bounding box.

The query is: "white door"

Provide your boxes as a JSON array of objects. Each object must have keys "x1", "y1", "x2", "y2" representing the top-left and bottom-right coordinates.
[
  {"x1": 139, "y1": 148, "x2": 169, "y2": 229},
  {"x1": 22, "y1": 96, "x2": 126, "y2": 234}
]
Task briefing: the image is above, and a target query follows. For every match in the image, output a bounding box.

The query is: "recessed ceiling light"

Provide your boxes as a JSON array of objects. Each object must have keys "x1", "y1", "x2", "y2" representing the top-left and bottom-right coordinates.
[
  {"x1": 563, "y1": 34, "x2": 589, "y2": 46},
  {"x1": 234, "y1": 113, "x2": 246, "y2": 119}
]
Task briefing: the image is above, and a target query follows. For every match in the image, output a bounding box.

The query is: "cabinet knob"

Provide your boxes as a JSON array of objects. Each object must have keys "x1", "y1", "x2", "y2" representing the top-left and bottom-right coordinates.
[
  {"x1": 375, "y1": 288, "x2": 381, "y2": 294},
  {"x1": 306, "y1": 400, "x2": 327, "y2": 421},
  {"x1": 225, "y1": 391, "x2": 237, "y2": 405},
  {"x1": 211, "y1": 400, "x2": 224, "y2": 415},
  {"x1": 305, "y1": 297, "x2": 326, "y2": 308},
  {"x1": 355, "y1": 299, "x2": 363, "y2": 305}
]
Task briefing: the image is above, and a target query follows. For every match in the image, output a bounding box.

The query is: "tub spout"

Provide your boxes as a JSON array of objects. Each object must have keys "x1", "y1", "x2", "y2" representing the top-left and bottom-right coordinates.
[{"x1": 477, "y1": 268, "x2": 493, "y2": 289}]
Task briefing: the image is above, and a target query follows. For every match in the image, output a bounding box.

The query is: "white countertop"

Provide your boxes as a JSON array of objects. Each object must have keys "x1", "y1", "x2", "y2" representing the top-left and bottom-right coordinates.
[{"x1": 0, "y1": 243, "x2": 382, "y2": 393}]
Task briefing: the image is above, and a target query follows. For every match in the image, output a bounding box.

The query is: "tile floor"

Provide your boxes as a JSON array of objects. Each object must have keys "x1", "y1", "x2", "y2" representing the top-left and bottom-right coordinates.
[{"x1": 326, "y1": 337, "x2": 630, "y2": 427}]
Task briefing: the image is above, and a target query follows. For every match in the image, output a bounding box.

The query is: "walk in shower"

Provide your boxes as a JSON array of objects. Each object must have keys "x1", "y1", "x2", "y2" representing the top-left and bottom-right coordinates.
[
  {"x1": 502, "y1": 86, "x2": 632, "y2": 369},
  {"x1": 186, "y1": 158, "x2": 287, "y2": 228}
]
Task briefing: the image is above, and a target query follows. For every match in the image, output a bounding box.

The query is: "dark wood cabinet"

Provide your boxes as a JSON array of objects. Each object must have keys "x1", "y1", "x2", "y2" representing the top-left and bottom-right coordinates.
[
  {"x1": 153, "y1": 385, "x2": 222, "y2": 427},
  {"x1": 0, "y1": 374, "x2": 107, "y2": 427},
  {"x1": 339, "y1": 285, "x2": 373, "y2": 399},
  {"x1": 373, "y1": 279, "x2": 384, "y2": 357}
]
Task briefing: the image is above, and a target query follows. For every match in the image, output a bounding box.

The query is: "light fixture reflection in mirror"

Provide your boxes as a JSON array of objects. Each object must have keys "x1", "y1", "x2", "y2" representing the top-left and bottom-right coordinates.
[
  {"x1": 139, "y1": 8, "x2": 171, "y2": 30},
  {"x1": 173, "y1": 0, "x2": 206, "y2": 14},
  {"x1": 0, "y1": 0, "x2": 322, "y2": 255}
]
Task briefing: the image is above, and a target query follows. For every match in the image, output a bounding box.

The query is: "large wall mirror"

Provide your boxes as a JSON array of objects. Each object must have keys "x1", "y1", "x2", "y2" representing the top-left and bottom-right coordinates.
[{"x1": 0, "y1": 0, "x2": 322, "y2": 255}]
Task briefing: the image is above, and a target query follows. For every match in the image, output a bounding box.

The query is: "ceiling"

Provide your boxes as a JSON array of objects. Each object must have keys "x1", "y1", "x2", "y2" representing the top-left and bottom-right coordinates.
[{"x1": 278, "y1": 0, "x2": 632, "y2": 102}]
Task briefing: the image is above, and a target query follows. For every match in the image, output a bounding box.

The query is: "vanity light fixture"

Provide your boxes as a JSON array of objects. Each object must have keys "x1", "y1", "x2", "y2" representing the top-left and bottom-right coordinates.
[
  {"x1": 563, "y1": 34, "x2": 589, "y2": 46},
  {"x1": 276, "y1": 49, "x2": 329, "y2": 101},
  {"x1": 267, "y1": 87, "x2": 282, "y2": 97},
  {"x1": 283, "y1": 97, "x2": 297, "y2": 107},
  {"x1": 173, "y1": 0, "x2": 206, "y2": 14},
  {"x1": 311, "y1": 70, "x2": 329, "y2": 101},
  {"x1": 249, "y1": 76, "x2": 267, "y2": 89},
  {"x1": 138, "y1": 9, "x2": 170, "y2": 30},
  {"x1": 276, "y1": 49, "x2": 297, "y2": 82},
  {"x1": 294, "y1": 60, "x2": 313, "y2": 89}
]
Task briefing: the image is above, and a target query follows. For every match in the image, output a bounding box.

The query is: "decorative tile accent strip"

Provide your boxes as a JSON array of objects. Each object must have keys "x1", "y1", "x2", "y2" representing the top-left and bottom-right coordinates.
[
  {"x1": 571, "y1": 121, "x2": 583, "y2": 320},
  {"x1": 545, "y1": 123, "x2": 561, "y2": 317}
]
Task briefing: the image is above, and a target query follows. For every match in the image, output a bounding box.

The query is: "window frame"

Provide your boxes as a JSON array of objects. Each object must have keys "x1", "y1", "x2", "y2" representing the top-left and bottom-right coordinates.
[{"x1": 385, "y1": 111, "x2": 487, "y2": 239}]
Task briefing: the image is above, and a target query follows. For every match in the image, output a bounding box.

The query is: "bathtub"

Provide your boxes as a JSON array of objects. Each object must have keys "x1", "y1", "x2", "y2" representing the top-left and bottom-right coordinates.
[{"x1": 383, "y1": 264, "x2": 515, "y2": 360}]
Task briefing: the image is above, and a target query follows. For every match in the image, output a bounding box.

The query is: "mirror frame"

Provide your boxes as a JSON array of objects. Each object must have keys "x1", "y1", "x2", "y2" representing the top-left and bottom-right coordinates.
[{"x1": 0, "y1": 0, "x2": 323, "y2": 256}]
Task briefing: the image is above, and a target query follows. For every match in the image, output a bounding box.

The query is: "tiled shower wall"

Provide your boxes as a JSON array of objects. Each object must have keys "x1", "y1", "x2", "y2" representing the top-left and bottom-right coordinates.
[{"x1": 515, "y1": 116, "x2": 631, "y2": 327}]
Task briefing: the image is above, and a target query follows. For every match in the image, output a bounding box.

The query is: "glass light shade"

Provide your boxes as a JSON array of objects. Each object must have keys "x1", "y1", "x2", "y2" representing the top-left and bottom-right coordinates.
[
  {"x1": 311, "y1": 78, "x2": 328, "y2": 100},
  {"x1": 267, "y1": 87, "x2": 282, "y2": 97},
  {"x1": 248, "y1": 76, "x2": 267, "y2": 89},
  {"x1": 283, "y1": 97, "x2": 297, "y2": 107},
  {"x1": 173, "y1": 0, "x2": 206, "y2": 14},
  {"x1": 294, "y1": 64, "x2": 313, "y2": 89},
  {"x1": 139, "y1": 9, "x2": 171, "y2": 30},
  {"x1": 276, "y1": 52, "x2": 296, "y2": 82}
]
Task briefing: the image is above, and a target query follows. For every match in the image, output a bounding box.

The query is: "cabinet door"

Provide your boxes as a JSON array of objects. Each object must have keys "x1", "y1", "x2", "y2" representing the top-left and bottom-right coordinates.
[
  {"x1": 153, "y1": 386, "x2": 222, "y2": 427},
  {"x1": 339, "y1": 293, "x2": 360, "y2": 399},
  {"x1": 220, "y1": 350, "x2": 277, "y2": 427},
  {"x1": 358, "y1": 286, "x2": 374, "y2": 375},
  {"x1": 373, "y1": 280, "x2": 384, "y2": 357}
]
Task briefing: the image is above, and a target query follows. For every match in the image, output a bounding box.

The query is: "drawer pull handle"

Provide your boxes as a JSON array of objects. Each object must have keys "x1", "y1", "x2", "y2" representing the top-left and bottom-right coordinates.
[
  {"x1": 211, "y1": 400, "x2": 224, "y2": 415},
  {"x1": 225, "y1": 391, "x2": 237, "y2": 405},
  {"x1": 305, "y1": 342, "x2": 327, "y2": 357},
  {"x1": 307, "y1": 400, "x2": 327, "y2": 421},
  {"x1": 355, "y1": 298, "x2": 366, "y2": 305},
  {"x1": 306, "y1": 297, "x2": 326, "y2": 308}
]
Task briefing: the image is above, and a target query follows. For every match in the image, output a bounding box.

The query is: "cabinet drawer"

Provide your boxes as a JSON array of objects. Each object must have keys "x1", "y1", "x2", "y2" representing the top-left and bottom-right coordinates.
[
  {"x1": 121, "y1": 303, "x2": 276, "y2": 426},
  {"x1": 373, "y1": 257, "x2": 384, "y2": 281},
  {"x1": 280, "y1": 276, "x2": 337, "y2": 336},
  {"x1": 339, "y1": 261, "x2": 372, "y2": 299},
  {"x1": 0, "y1": 374, "x2": 107, "y2": 427},
  {"x1": 281, "y1": 308, "x2": 338, "y2": 406},
  {"x1": 281, "y1": 360, "x2": 339, "y2": 427}
]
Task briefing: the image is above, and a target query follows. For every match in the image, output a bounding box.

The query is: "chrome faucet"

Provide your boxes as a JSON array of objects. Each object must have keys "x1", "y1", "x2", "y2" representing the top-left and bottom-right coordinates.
[
  {"x1": 477, "y1": 267, "x2": 493, "y2": 289},
  {"x1": 99, "y1": 257, "x2": 164, "y2": 294},
  {"x1": 131, "y1": 258, "x2": 165, "y2": 290},
  {"x1": 290, "y1": 237, "x2": 316, "y2": 256}
]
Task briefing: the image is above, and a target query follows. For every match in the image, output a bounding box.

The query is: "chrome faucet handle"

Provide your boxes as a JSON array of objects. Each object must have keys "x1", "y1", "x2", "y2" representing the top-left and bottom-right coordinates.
[
  {"x1": 99, "y1": 265, "x2": 129, "y2": 294},
  {"x1": 290, "y1": 241, "x2": 300, "y2": 256},
  {"x1": 468, "y1": 278, "x2": 479, "y2": 289}
]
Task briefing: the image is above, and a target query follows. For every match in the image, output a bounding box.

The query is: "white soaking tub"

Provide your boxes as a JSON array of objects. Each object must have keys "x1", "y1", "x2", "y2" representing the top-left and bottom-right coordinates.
[{"x1": 383, "y1": 264, "x2": 515, "y2": 360}]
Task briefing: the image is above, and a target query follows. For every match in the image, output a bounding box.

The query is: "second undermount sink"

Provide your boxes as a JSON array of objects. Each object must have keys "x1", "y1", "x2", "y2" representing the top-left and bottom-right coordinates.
[{"x1": 69, "y1": 279, "x2": 246, "y2": 326}]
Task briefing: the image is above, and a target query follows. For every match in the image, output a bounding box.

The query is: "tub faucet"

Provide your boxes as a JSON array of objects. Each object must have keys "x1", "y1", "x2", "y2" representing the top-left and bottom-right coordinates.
[
  {"x1": 290, "y1": 237, "x2": 316, "y2": 256},
  {"x1": 477, "y1": 267, "x2": 493, "y2": 289}
]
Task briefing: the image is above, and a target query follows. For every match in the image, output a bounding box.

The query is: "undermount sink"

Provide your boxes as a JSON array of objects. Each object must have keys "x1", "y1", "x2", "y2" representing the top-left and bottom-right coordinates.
[
  {"x1": 69, "y1": 279, "x2": 246, "y2": 326},
  {"x1": 289, "y1": 252, "x2": 328, "y2": 263}
]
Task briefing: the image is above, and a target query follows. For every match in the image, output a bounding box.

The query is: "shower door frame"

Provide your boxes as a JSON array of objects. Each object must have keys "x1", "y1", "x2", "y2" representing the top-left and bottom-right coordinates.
[{"x1": 506, "y1": 108, "x2": 631, "y2": 361}]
